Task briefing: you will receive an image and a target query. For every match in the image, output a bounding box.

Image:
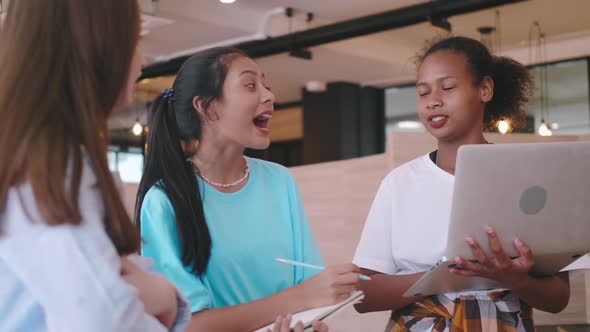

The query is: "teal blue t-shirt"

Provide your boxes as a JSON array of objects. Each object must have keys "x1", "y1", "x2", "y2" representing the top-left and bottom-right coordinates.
[{"x1": 140, "y1": 157, "x2": 323, "y2": 313}]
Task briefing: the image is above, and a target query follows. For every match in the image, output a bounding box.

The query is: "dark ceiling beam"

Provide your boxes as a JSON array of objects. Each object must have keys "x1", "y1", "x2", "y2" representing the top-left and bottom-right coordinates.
[{"x1": 140, "y1": 0, "x2": 527, "y2": 79}]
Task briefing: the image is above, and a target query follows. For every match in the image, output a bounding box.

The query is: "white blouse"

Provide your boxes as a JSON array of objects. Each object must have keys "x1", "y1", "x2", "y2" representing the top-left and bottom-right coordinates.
[{"x1": 0, "y1": 158, "x2": 190, "y2": 332}]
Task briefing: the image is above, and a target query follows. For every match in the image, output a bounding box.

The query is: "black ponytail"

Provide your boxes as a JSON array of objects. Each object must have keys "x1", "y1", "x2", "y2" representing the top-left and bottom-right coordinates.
[
  {"x1": 419, "y1": 36, "x2": 533, "y2": 130},
  {"x1": 134, "y1": 92, "x2": 210, "y2": 275},
  {"x1": 135, "y1": 47, "x2": 246, "y2": 275}
]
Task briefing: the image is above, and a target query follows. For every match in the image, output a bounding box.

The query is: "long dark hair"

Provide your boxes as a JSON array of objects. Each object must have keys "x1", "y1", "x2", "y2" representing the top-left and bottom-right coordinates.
[
  {"x1": 135, "y1": 47, "x2": 247, "y2": 275},
  {"x1": 0, "y1": 0, "x2": 141, "y2": 254},
  {"x1": 418, "y1": 36, "x2": 533, "y2": 129}
]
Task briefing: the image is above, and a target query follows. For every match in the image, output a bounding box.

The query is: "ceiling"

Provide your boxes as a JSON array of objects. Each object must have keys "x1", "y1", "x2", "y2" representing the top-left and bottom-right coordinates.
[
  {"x1": 110, "y1": 0, "x2": 590, "y2": 130},
  {"x1": 138, "y1": 0, "x2": 427, "y2": 63}
]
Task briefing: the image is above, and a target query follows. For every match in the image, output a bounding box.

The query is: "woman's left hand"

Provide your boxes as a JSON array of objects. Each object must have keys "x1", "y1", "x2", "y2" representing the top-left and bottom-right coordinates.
[
  {"x1": 449, "y1": 226, "x2": 534, "y2": 289},
  {"x1": 268, "y1": 314, "x2": 328, "y2": 332}
]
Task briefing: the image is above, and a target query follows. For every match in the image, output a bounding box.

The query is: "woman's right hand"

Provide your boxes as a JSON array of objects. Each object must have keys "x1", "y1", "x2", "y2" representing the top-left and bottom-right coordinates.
[{"x1": 299, "y1": 263, "x2": 361, "y2": 307}]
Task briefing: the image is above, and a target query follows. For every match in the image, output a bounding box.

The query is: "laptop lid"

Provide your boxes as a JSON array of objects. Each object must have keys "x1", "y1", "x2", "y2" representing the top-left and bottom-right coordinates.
[{"x1": 444, "y1": 141, "x2": 590, "y2": 275}]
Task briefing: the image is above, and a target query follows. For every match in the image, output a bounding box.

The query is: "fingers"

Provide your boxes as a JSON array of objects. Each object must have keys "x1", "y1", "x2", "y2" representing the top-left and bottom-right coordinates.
[
  {"x1": 336, "y1": 272, "x2": 361, "y2": 285},
  {"x1": 449, "y1": 266, "x2": 480, "y2": 277},
  {"x1": 335, "y1": 284, "x2": 357, "y2": 295},
  {"x1": 451, "y1": 256, "x2": 487, "y2": 275},
  {"x1": 272, "y1": 314, "x2": 292, "y2": 332},
  {"x1": 120, "y1": 256, "x2": 141, "y2": 275},
  {"x1": 312, "y1": 321, "x2": 329, "y2": 332},
  {"x1": 513, "y1": 237, "x2": 534, "y2": 271},
  {"x1": 324, "y1": 263, "x2": 363, "y2": 287},
  {"x1": 465, "y1": 237, "x2": 490, "y2": 266},
  {"x1": 293, "y1": 321, "x2": 304, "y2": 332},
  {"x1": 453, "y1": 228, "x2": 537, "y2": 281},
  {"x1": 325, "y1": 284, "x2": 356, "y2": 304},
  {"x1": 334, "y1": 292, "x2": 352, "y2": 303},
  {"x1": 485, "y1": 226, "x2": 511, "y2": 267},
  {"x1": 120, "y1": 256, "x2": 131, "y2": 273}
]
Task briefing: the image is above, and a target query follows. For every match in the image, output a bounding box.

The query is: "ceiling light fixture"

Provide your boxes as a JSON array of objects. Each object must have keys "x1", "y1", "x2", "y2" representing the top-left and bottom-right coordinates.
[
  {"x1": 497, "y1": 119, "x2": 510, "y2": 135},
  {"x1": 538, "y1": 119, "x2": 552, "y2": 137},
  {"x1": 430, "y1": 17, "x2": 451, "y2": 33},
  {"x1": 132, "y1": 119, "x2": 144, "y2": 137},
  {"x1": 289, "y1": 47, "x2": 312, "y2": 60},
  {"x1": 285, "y1": 7, "x2": 313, "y2": 61},
  {"x1": 219, "y1": 0, "x2": 236, "y2": 3},
  {"x1": 477, "y1": 26, "x2": 496, "y2": 52},
  {"x1": 529, "y1": 22, "x2": 556, "y2": 136}
]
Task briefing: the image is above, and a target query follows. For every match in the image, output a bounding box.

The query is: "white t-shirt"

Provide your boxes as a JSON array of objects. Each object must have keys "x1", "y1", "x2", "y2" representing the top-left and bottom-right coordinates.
[
  {"x1": 354, "y1": 152, "x2": 503, "y2": 300},
  {"x1": 354, "y1": 152, "x2": 454, "y2": 275}
]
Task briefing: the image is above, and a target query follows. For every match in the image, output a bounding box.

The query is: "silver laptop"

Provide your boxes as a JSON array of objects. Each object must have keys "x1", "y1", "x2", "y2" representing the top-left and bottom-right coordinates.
[{"x1": 405, "y1": 141, "x2": 590, "y2": 297}]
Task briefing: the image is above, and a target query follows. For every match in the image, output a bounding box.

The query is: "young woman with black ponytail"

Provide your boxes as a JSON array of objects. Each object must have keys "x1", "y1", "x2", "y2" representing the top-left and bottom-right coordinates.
[{"x1": 136, "y1": 47, "x2": 359, "y2": 331}]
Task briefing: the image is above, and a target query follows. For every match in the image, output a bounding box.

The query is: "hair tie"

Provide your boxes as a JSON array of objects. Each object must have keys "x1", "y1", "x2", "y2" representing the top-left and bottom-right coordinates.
[{"x1": 163, "y1": 88, "x2": 175, "y2": 103}]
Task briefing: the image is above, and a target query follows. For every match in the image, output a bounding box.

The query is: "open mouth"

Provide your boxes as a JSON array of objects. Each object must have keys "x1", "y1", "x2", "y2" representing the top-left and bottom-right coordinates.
[
  {"x1": 429, "y1": 115, "x2": 448, "y2": 122},
  {"x1": 253, "y1": 113, "x2": 272, "y2": 129},
  {"x1": 427, "y1": 114, "x2": 449, "y2": 129}
]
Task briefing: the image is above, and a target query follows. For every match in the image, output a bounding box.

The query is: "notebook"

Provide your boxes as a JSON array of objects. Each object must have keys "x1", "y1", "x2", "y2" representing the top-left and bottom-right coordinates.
[{"x1": 253, "y1": 291, "x2": 364, "y2": 332}]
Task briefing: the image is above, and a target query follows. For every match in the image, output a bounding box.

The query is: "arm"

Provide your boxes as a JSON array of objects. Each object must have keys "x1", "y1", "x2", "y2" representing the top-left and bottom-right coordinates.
[
  {"x1": 354, "y1": 268, "x2": 424, "y2": 313},
  {"x1": 183, "y1": 263, "x2": 360, "y2": 331},
  {"x1": 186, "y1": 282, "x2": 309, "y2": 331},
  {"x1": 509, "y1": 272, "x2": 569, "y2": 313},
  {"x1": 451, "y1": 226, "x2": 570, "y2": 313}
]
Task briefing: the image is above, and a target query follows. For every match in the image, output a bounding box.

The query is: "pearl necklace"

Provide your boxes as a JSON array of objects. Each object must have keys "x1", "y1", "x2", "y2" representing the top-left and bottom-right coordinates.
[{"x1": 196, "y1": 157, "x2": 249, "y2": 188}]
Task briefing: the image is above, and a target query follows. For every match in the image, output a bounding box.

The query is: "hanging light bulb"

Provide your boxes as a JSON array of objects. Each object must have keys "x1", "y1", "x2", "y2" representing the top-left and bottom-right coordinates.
[
  {"x1": 132, "y1": 119, "x2": 144, "y2": 136},
  {"x1": 538, "y1": 118, "x2": 552, "y2": 136},
  {"x1": 497, "y1": 119, "x2": 510, "y2": 135}
]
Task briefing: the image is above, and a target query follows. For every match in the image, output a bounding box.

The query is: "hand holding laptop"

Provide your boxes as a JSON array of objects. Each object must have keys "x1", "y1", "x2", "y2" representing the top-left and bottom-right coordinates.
[
  {"x1": 404, "y1": 141, "x2": 590, "y2": 297},
  {"x1": 449, "y1": 225, "x2": 534, "y2": 288}
]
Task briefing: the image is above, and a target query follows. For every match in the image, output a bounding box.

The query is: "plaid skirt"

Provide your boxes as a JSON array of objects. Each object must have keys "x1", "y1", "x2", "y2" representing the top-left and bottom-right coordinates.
[{"x1": 388, "y1": 290, "x2": 534, "y2": 332}]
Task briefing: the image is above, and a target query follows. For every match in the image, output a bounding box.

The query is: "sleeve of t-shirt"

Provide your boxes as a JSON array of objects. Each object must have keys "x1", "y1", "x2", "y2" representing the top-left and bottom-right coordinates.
[
  {"x1": 287, "y1": 171, "x2": 324, "y2": 283},
  {"x1": 353, "y1": 177, "x2": 398, "y2": 275},
  {"x1": 140, "y1": 186, "x2": 213, "y2": 313}
]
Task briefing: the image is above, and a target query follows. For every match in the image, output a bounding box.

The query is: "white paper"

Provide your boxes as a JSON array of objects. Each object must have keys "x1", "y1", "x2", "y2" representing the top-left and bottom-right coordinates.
[
  {"x1": 561, "y1": 253, "x2": 590, "y2": 271},
  {"x1": 253, "y1": 291, "x2": 364, "y2": 332}
]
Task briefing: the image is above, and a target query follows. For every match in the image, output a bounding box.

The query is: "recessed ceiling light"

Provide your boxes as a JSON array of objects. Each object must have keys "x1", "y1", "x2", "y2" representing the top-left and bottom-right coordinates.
[{"x1": 219, "y1": 0, "x2": 236, "y2": 3}]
